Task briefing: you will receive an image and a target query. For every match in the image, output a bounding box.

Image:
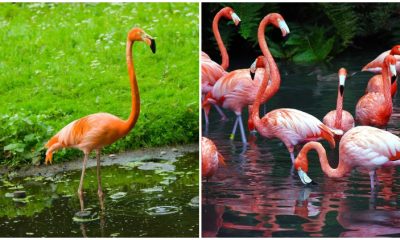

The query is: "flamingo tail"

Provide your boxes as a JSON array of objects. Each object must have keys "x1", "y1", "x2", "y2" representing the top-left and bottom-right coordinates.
[{"x1": 319, "y1": 125, "x2": 336, "y2": 149}]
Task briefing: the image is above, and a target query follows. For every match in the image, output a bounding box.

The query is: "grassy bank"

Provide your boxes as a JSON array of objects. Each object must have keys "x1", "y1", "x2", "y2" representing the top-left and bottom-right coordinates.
[{"x1": 0, "y1": 3, "x2": 199, "y2": 166}]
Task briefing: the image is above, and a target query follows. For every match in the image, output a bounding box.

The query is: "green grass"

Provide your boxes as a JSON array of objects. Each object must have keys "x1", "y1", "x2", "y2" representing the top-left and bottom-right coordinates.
[{"x1": 0, "y1": 3, "x2": 199, "y2": 166}]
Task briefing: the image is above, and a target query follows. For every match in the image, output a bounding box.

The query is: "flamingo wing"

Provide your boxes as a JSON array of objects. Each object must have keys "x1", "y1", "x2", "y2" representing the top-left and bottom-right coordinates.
[
  {"x1": 201, "y1": 52, "x2": 227, "y2": 92},
  {"x1": 264, "y1": 108, "x2": 335, "y2": 148},
  {"x1": 340, "y1": 126, "x2": 400, "y2": 169},
  {"x1": 51, "y1": 113, "x2": 125, "y2": 151}
]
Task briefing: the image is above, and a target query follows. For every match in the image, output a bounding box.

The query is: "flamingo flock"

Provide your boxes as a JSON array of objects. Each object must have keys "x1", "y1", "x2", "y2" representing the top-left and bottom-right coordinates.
[{"x1": 201, "y1": 7, "x2": 400, "y2": 193}]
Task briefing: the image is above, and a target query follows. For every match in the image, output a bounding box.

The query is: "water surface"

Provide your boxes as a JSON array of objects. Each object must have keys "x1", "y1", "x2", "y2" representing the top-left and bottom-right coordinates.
[
  {"x1": 202, "y1": 49, "x2": 400, "y2": 237},
  {"x1": 0, "y1": 153, "x2": 199, "y2": 237}
]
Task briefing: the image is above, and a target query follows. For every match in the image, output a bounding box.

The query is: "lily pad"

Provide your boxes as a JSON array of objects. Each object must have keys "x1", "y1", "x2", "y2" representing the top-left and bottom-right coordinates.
[
  {"x1": 110, "y1": 192, "x2": 127, "y2": 200},
  {"x1": 141, "y1": 186, "x2": 163, "y2": 193},
  {"x1": 145, "y1": 206, "x2": 180, "y2": 216},
  {"x1": 110, "y1": 233, "x2": 120, "y2": 237},
  {"x1": 72, "y1": 211, "x2": 99, "y2": 223},
  {"x1": 188, "y1": 196, "x2": 199, "y2": 208},
  {"x1": 5, "y1": 192, "x2": 14, "y2": 198}
]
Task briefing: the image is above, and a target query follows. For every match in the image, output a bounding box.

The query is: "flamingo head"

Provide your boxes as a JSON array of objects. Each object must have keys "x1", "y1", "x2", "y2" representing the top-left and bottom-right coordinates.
[
  {"x1": 268, "y1": 13, "x2": 290, "y2": 37},
  {"x1": 250, "y1": 56, "x2": 266, "y2": 73},
  {"x1": 294, "y1": 151, "x2": 316, "y2": 186},
  {"x1": 128, "y1": 27, "x2": 156, "y2": 53},
  {"x1": 389, "y1": 45, "x2": 400, "y2": 55},
  {"x1": 384, "y1": 55, "x2": 397, "y2": 84},
  {"x1": 338, "y1": 68, "x2": 347, "y2": 96},
  {"x1": 221, "y1": 7, "x2": 241, "y2": 26}
]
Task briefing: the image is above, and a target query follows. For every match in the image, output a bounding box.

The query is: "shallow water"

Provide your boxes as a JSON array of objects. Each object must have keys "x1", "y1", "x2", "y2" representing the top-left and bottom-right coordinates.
[
  {"x1": 202, "y1": 49, "x2": 400, "y2": 237},
  {"x1": 0, "y1": 153, "x2": 199, "y2": 237}
]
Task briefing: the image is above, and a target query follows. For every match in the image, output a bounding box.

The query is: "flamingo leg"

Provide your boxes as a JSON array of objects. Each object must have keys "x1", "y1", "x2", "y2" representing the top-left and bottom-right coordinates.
[
  {"x1": 203, "y1": 108, "x2": 209, "y2": 125},
  {"x1": 290, "y1": 152, "x2": 295, "y2": 164},
  {"x1": 78, "y1": 153, "x2": 88, "y2": 212},
  {"x1": 213, "y1": 104, "x2": 227, "y2": 121},
  {"x1": 230, "y1": 116, "x2": 239, "y2": 140},
  {"x1": 96, "y1": 149, "x2": 105, "y2": 210},
  {"x1": 238, "y1": 114, "x2": 247, "y2": 144},
  {"x1": 369, "y1": 170, "x2": 376, "y2": 191}
]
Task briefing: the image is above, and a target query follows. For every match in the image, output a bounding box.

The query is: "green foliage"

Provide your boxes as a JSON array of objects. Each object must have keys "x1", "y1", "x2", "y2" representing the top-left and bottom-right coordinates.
[
  {"x1": 203, "y1": 3, "x2": 400, "y2": 63},
  {"x1": 285, "y1": 26, "x2": 335, "y2": 63},
  {"x1": 319, "y1": 3, "x2": 358, "y2": 49},
  {"x1": 0, "y1": 3, "x2": 199, "y2": 166},
  {"x1": 0, "y1": 111, "x2": 52, "y2": 166}
]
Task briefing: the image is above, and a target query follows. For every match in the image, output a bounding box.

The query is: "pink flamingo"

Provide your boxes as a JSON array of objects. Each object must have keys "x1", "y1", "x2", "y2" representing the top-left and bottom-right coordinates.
[
  {"x1": 355, "y1": 55, "x2": 397, "y2": 127},
  {"x1": 322, "y1": 68, "x2": 354, "y2": 133},
  {"x1": 44, "y1": 27, "x2": 155, "y2": 211},
  {"x1": 201, "y1": 137, "x2": 225, "y2": 180},
  {"x1": 362, "y1": 45, "x2": 400, "y2": 97},
  {"x1": 202, "y1": 7, "x2": 241, "y2": 123},
  {"x1": 362, "y1": 45, "x2": 400, "y2": 73},
  {"x1": 250, "y1": 15, "x2": 340, "y2": 164},
  {"x1": 203, "y1": 13, "x2": 290, "y2": 144},
  {"x1": 294, "y1": 126, "x2": 400, "y2": 191}
]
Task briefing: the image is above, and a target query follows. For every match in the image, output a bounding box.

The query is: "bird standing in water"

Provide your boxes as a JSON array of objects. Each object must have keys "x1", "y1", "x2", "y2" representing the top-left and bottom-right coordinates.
[{"x1": 44, "y1": 27, "x2": 156, "y2": 211}]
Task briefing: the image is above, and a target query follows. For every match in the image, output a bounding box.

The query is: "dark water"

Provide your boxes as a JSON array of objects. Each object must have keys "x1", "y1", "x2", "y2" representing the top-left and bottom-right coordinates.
[
  {"x1": 202, "y1": 49, "x2": 400, "y2": 237},
  {"x1": 0, "y1": 153, "x2": 199, "y2": 237}
]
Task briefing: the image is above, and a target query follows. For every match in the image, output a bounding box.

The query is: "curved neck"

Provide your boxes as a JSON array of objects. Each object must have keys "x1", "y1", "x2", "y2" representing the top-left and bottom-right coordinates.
[
  {"x1": 251, "y1": 15, "x2": 279, "y2": 135},
  {"x1": 258, "y1": 15, "x2": 280, "y2": 103},
  {"x1": 382, "y1": 62, "x2": 392, "y2": 104},
  {"x1": 123, "y1": 40, "x2": 140, "y2": 134},
  {"x1": 334, "y1": 86, "x2": 343, "y2": 129},
  {"x1": 213, "y1": 10, "x2": 229, "y2": 70},
  {"x1": 302, "y1": 142, "x2": 348, "y2": 178}
]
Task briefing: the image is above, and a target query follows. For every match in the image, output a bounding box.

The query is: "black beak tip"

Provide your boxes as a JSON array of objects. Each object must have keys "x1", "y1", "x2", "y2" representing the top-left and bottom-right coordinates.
[
  {"x1": 150, "y1": 39, "x2": 156, "y2": 54},
  {"x1": 283, "y1": 34, "x2": 290, "y2": 42},
  {"x1": 339, "y1": 85, "x2": 344, "y2": 96},
  {"x1": 391, "y1": 75, "x2": 397, "y2": 84},
  {"x1": 306, "y1": 180, "x2": 318, "y2": 186},
  {"x1": 250, "y1": 71, "x2": 255, "y2": 80}
]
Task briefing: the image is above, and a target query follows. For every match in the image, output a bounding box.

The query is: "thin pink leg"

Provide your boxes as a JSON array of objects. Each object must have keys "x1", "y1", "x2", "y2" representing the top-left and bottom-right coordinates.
[
  {"x1": 369, "y1": 170, "x2": 376, "y2": 191},
  {"x1": 96, "y1": 149, "x2": 104, "y2": 210},
  {"x1": 78, "y1": 153, "x2": 88, "y2": 212}
]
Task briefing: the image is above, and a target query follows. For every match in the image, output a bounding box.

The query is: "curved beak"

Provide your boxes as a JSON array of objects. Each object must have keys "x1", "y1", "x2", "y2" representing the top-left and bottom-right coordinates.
[
  {"x1": 144, "y1": 34, "x2": 156, "y2": 54},
  {"x1": 390, "y1": 64, "x2": 397, "y2": 77},
  {"x1": 250, "y1": 59, "x2": 257, "y2": 74},
  {"x1": 298, "y1": 168, "x2": 313, "y2": 185},
  {"x1": 278, "y1": 19, "x2": 290, "y2": 37},
  {"x1": 231, "y1": 12, "x2": 241, "y2": 26}
]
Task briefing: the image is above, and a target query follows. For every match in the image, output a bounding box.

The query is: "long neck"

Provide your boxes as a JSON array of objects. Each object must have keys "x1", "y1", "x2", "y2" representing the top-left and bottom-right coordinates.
[
  {"x1": 251, "y1": 16, "x2": 274, "y2": 136},
  {"x1": 123, "y1": 40, "x2": 140, "y2": 134},
  {"x1": 304, "y1": 142, "x2": 348, "y2": 178},
  {"x1": 382, "y1": 62, "x2": 392, "y2": 105},
  {"x1": 258, "y1": 16, "x2": 280, "y2": 103},
  {"x1": 213, "y1": 10, "x2": 229, "y2": 70},
  {"x1": 334, "y1": 86, "x2": 343, "y2": 129}
]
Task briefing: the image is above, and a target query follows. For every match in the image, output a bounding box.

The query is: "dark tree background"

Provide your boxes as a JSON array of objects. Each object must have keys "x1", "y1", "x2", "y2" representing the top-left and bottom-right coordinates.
[{"x1": 202, "y1": 3, "x2": 400, "y2": 65}]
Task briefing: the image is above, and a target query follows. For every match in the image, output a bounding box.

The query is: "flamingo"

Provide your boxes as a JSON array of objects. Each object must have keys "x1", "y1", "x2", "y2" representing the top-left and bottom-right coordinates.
[
  {"x1": 250, "y1": 15, "x2": 340, "y2": 164},
  {"x1": 201, "y1": 137, "x2": 225, "y2": 180},
  {"x1": 365, "y1": 74, "x2": 397, "y2": 97},
  {"x1": 202, "y1": 7, "x2": 241, "y2": 124},
  {"x1": 322, "y1": 68, "x2": 354, "y2": 133},
  {"x1": 294, "y1": 126, "x2": 400, "y2": 191},
  {"x1": 203, "y1": 13, "x2": 289, "y2": 144},
  {"x1": 355, "y1": 55, "x2": 397, "y2": 127},
  {"x1": 362, "y1": 45, "x2": 400, "y2": 97},
  {"x1": 44, "y1": 27, "x2": 155, "y2": 211}
]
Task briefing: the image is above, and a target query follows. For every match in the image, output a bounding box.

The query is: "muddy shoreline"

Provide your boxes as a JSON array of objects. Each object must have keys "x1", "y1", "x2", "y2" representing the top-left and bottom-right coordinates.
[{"x1": 0, "y1": 144, "x2": 198, "y2": 177}]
